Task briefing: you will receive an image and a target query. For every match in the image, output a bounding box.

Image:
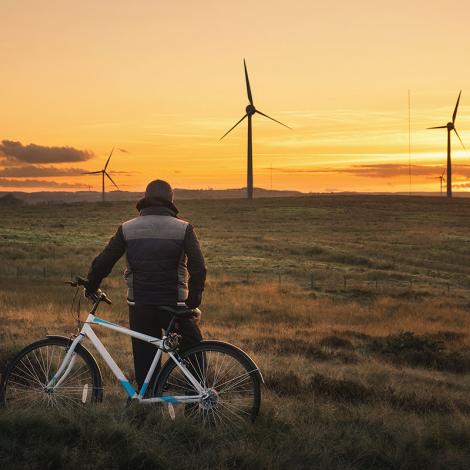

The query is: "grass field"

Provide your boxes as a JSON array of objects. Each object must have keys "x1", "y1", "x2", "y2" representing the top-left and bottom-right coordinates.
[{"x1": 1, "y1": 195, "x2": 470, "y2": 469}]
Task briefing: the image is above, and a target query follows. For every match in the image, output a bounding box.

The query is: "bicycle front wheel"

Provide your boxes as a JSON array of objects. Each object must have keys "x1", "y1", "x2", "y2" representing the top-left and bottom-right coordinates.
[
  {"x1": 0, "y1": 337, "x2": 102, "y2": 410},
  {"x1": 154, "y1": 341, "x2": 261, "y2": 427}
]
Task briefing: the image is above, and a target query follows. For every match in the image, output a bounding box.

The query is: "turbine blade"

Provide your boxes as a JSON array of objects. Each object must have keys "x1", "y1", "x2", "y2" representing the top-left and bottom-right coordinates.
[
  {"x1": 244, "y1": 59, "x2": 253, "y2": 105},
  {"x1": 256, "y1": 110, "x2": 292, "y2": 129},
  {"x1": 427, "y1": 125, "x2": 447, "y2": 129},
  {"x1": 105, "y1": 172, "x2": 120, "y2": 190},
  {"x1": 219, "y1": 114, "x2": 248, "y2": 140},
  {"x1": 452, "y1": 90, "x2": 462, "y2": 124},
  {"x1": 82, "y1": 171, "x2": 102, "y2": 175},
  {"x1": 442, "y1": 169, "x2": 446, "y2": 177},
  {"x1": 454, "y1": 128, "x2": 467, "y2": 153},
  {"x1": 104, "y1": 147, "x2": 114, "y2": 170}
]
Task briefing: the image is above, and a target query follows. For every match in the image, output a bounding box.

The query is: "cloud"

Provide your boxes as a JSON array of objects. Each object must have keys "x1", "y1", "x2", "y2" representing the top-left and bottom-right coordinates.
[
  {"x1": 0, "y1": 165, "x2": 84, "y2": 178},
  {"x1": 269, "y1": 164, "x2": 470, "y2": 179},
  {"x1": 0, "y1": 140, "x2": 93, "y2": 163},
  {"x1": 268, "y1": 167, "x2": 337, "y2": 174},
  {"x1": 454, "y1": 183, "x2": 470, "y2": 189},
  {"x1": 0, "y1": 179, "x2": 87, "y2": 188},
  {"x1": 339, "y1": 164, "x2": 445, "y2": 178},
  {"x1": 340, "y1": 164, "x2": 470, "y2": 178}
]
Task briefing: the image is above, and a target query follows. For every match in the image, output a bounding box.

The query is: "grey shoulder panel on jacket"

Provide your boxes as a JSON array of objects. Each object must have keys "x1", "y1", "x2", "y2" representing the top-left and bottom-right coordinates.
[{"x1": 122, "y1": 215, "x2": 189, "y2": 241}]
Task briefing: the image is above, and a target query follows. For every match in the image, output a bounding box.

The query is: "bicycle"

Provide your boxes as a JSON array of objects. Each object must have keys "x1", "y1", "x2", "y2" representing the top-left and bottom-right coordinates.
[{"x1": 0, "y1": 277, "x2": 263, "y2": 427}]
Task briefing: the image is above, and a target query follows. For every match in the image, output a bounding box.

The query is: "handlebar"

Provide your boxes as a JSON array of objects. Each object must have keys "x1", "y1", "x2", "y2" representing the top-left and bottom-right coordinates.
[
  {"x1": 65, "y1": 276, "x2": 88, "y2": 288},
  {"x1": 65, "y1": 276, "x2": 112, "y2": 305}
]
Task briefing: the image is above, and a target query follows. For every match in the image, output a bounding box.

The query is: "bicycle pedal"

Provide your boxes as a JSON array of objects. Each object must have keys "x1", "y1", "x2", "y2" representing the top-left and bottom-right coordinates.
[{"x1": 167, "y1": 403, "x2": 176, "y2": 421}]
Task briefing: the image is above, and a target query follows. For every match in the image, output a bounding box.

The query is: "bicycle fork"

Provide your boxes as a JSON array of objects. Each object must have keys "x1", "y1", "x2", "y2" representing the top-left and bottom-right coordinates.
[{"x1": 46, "y1": 335, "x2": 84, "y2": 391}]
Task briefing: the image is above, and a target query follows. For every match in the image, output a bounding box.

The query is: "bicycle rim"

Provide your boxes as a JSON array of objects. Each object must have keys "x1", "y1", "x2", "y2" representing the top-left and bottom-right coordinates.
[
  {"x1": 1, "y1": 339, "x2": 99, "y2": 410},
  {"x1": 155, "y1": 342, "x2": 261, "y2": 427}
]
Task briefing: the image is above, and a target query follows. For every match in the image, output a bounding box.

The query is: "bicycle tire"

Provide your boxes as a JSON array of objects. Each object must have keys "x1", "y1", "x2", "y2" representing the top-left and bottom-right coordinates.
[
  {"x1": 154, "y1": 340, "x2": 261, "y2": 426},
  {"x1": 0, "y1": 337, "x2": 103, "y2": 409}
]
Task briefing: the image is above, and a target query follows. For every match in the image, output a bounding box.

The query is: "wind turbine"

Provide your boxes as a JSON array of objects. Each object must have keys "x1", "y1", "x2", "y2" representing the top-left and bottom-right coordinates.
[
  {"x1": 435, "y1": 169, "x2": 446, "y2": 196},
  {"x1": 83, "y1": 148, "x2": 120, "y2": 202},
  {"x1": 428, "y1": 91, "x2": 466, "y2": 198},
  {"x1": 220, "y1": 59, "x2": 291, "y2": 199}
]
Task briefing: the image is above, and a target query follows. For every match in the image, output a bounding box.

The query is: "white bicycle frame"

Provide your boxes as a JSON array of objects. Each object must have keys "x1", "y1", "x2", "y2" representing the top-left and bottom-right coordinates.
[{"x1": 46, "y1": 300, "x2": 206, "y2": 405}]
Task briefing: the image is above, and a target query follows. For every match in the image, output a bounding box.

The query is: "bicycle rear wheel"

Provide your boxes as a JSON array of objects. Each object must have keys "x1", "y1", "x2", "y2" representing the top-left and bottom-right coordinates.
[
  {"x1": 0, "y1": 337, "x2": 102, "y2": 410},
  {"x1": 154, "y1": 341, "x2": 261, "y2": 427}
]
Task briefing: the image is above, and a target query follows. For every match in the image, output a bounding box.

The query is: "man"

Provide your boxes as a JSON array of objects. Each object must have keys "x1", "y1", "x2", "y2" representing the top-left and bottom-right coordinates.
[{"x1": 85, "y1": 179, "x2": 206, "y2": 391}]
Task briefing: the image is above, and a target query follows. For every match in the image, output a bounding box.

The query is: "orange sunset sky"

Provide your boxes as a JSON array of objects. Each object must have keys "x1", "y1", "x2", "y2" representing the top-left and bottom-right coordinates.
[{"x1": 1, "y1": 0, "x2": 470, "y2": 193}]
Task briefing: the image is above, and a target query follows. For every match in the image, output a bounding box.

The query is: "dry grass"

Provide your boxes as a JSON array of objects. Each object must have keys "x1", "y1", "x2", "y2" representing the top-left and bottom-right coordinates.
[
  {"x1": 2, "y1": 195, "x2": 470, "y2": 468},
  {"x1": 1, "y1": 278, "x2": 470, "y2": 468}
]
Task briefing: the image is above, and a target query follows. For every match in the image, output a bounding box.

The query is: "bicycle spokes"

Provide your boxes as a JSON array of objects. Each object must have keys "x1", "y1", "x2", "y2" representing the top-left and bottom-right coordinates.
[
  {"x1": 157, "y1": 345, "x2": 259, "y2": 428},
  {"x1": 3, "y1": 342, "x2": 96, "y2": 409}
]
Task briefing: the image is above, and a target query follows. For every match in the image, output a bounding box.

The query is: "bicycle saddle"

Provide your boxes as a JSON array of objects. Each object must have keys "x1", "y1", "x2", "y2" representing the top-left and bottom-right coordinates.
[{"x1": 159, "y1": 306, "x2": 201, "y2": 317}]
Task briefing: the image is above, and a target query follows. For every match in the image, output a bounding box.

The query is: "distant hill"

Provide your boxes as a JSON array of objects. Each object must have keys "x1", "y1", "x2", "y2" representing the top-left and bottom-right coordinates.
[
  {"x1": 0, "y1": 188, "x2": 468, "y2": 204},
  {"x1": 0, "y1": 193, "x2": 24, "y2": 206},
  {"x1": 0, "y1": 187, "x2": 305, "y2": 204}
]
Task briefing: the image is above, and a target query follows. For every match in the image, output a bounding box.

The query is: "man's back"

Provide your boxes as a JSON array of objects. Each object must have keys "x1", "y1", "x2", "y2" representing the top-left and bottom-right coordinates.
[
  {"x1": 122, "y1": 209, "x2": 198, "y2": 305},
  {"x1": 86, "y1": 180, "x2": 206, "y2": 308}
]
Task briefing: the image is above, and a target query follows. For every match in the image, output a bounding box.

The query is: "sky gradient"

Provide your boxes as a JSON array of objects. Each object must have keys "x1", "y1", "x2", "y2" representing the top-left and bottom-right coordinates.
[{"x1": 1, "y1": 0, "x2": 470, "y2": 193}]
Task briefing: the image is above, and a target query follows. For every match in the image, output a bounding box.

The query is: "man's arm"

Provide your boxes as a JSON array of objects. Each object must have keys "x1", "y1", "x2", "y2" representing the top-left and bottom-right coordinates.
[
  {"x1": 86, "y1": 226, "x2": 126, "y2": 291},
  {"x1": 184, "y1": 224, "x2": 207, "y2": 308}
]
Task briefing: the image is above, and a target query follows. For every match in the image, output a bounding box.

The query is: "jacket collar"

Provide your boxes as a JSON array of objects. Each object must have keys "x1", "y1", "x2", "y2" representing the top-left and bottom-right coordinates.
[
  {"x1": 140, "y1": 205, "x2": 176, "y2": 217},
  {"x1": 136, "y1": 196, "x2": 178, "y2": 216}
]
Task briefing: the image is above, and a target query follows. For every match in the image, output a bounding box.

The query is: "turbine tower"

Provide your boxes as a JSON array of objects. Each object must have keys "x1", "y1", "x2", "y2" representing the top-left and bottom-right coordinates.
[
  {"x1": 220, "y1": 59, "x2": 291, "y2": 199},
  {"x1": 428, "y1": 91, "x2": 466, "y2": 198},
  {"x1": 83, "y1": 148, "x2": 120, "y2": 202}
]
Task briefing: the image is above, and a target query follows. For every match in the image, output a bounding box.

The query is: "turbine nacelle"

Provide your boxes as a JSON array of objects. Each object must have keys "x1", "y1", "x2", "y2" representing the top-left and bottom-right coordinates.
[
  {"x1": 447, "y1": 122, "x2": 454, "y2": 130},
  {"x1": 246, "y1": 104, "x2": 256, "y2": 116}
]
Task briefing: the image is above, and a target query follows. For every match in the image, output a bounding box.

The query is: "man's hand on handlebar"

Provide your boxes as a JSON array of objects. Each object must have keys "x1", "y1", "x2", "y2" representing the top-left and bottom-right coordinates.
[
  {"x1": 85, "y1": 289, "x2": 101, "y2": 304},
  {"x1": 66, "y1": 276, "x2": 112, "y2": 305},
  {"x1": 84, "y1": 287, "x2": 112, "y2": 305}
]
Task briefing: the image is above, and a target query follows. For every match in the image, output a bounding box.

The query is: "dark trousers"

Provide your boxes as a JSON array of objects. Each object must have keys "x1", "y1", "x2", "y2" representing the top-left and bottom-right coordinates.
[{"x1": 128, "y1": 304, "x2": 203, "y2": 390}]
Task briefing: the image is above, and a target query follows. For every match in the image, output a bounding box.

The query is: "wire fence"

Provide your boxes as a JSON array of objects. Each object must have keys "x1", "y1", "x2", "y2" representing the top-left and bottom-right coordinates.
[
  {"x1": 219, "y1": 271, "x2": 458, "y2": 297},
  {"x1": 5, "y1": 264, "x2": 463, "y2": 299},
  {"x1": 2, "y1": 237, "x2": 470, "y2": 299}
]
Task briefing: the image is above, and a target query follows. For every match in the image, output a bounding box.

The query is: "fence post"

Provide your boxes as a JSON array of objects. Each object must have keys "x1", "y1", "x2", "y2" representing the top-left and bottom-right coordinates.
[{"x1": 310, "y1": 273, "x2": 314, "y2": 290}]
